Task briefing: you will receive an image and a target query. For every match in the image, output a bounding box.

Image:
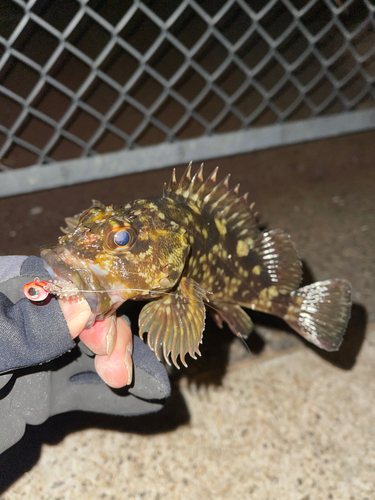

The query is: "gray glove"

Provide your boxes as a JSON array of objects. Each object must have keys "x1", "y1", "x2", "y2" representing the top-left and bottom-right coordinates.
[
  {"x1": 0, "y1": 256, "x2": 170, "y2": 454},
  {"x1": 0, "y1": 335, "x2": 170, "y2": 454}
]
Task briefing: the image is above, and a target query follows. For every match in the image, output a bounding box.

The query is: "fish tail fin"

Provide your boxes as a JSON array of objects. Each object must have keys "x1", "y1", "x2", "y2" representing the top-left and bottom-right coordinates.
[{"x1": 284, "y1": 279, "x2": 352, "y2": 351}]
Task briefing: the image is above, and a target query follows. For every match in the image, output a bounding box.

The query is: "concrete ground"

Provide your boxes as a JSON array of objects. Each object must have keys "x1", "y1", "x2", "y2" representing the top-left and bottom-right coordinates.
[
  {"x1": 0, "y1": 327, "x2": 374, "y2": 500},
  {"x1": 0, "y1": 130, "x2": 374, "y2": 499}
]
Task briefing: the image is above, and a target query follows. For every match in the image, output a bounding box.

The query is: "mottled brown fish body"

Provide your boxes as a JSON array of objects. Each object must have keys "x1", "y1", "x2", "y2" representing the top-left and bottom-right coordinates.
[
  {"x1": 42, "y1": 164, "x2": 352, "y2": 367},
  {"x1": 151, "y1": 195, "x2": 288, "y2": 310}
]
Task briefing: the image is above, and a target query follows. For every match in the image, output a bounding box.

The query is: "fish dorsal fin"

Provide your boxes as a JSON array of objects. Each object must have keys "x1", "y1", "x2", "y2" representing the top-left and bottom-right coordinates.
[
  {"x1": 251, "y1": 229, "x2": 302, "y2": 293},
  {"x1": 164, "y1": 163, "x2": 259, "y2": 241}
]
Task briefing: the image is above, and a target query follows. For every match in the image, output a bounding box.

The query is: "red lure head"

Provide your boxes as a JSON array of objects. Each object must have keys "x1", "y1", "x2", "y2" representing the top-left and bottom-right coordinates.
[{"x1": 23, "y1": 280, "x2": 50, "y2": 302}]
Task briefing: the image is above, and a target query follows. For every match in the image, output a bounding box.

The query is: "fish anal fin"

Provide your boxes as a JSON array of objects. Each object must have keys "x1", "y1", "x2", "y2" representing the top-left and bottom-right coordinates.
[
  {"x1": 139, "y1": 277, "x2": 208, "y2": 368},
  {"x1": 210, "y1": 301, "x2": 253, "y2": 339}
]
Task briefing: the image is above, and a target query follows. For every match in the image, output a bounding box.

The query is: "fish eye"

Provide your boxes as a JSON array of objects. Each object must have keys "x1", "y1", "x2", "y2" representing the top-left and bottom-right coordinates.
[{"x1": 105, "y1": 226, "x2": 136, "y2": 251}]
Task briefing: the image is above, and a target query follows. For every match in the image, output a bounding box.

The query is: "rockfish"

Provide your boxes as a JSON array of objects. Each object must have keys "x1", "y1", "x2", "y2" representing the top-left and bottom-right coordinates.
[{"x1": 40, "y1": 164, "x2": 352, "y2": 367}]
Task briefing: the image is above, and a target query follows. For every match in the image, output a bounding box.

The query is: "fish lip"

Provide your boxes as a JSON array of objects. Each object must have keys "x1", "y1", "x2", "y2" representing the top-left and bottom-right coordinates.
[{"x1": 40, "y1": 246, "x2": 110, "y2": 314}]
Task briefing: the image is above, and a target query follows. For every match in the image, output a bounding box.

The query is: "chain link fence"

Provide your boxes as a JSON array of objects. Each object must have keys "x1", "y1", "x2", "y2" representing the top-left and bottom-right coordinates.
[{"x1": 1, "y1": 0, "x2": 375, "y2": 195}]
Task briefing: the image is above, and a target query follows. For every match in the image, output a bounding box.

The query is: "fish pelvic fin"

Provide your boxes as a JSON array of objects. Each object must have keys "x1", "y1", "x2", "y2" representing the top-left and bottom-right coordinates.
[
  {"x1": 139, "y1": 277, "x2": 208, "y2": 368},
  {"x1": 284, "y1": 279, "x2": 352, "y2": 351},
  {"x1": 210, "y1": 301, "x2": 253, "y2": 339}
]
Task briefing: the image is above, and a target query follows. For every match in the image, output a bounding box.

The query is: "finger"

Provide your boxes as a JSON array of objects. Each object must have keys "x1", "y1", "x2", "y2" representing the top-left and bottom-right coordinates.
[
  {"x1": 79, "y1": 316, "x2": 116, "y2": 356},
  {"x1": 95, "y1": 317, "x2": 133, "y2": 389},
  {"x1": 59, "y1": 297, "x2": 92, "y2": 339}
]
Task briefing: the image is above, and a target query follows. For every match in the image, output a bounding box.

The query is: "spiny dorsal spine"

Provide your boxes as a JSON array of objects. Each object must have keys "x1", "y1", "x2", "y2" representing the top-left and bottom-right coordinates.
[{"x1": 164, "y1": 163, "x2": 257, "y2": 219}]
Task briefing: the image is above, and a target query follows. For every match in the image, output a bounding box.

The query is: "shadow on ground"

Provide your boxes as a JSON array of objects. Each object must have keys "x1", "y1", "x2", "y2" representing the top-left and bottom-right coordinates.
[
  {"x1": 310, "y1": 303, "x2": 367, "y2": 370},
  {"x1": 0, "y1": 380, "x2": 190, "y2": 493}
]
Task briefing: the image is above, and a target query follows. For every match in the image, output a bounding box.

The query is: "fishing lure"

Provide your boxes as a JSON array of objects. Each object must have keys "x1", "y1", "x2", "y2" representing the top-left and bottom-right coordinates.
[
  {"x1": 23, "y1": 279, "x2": 51, "y2": 302},
  {"x1": 23, "y1": 278, "x2": 82, "y2": 302}
]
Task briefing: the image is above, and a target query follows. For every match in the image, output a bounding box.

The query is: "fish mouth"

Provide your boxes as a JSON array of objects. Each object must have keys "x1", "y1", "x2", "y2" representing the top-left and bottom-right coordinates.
[{"x1": 41, "y1": 246, "x2": 113, "y2": 316}]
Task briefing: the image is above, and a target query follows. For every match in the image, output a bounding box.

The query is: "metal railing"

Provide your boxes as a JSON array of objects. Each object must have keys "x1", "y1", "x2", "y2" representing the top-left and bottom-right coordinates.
[{"x1": 1, "y1": 0, "x2": 374, "y2": 196}]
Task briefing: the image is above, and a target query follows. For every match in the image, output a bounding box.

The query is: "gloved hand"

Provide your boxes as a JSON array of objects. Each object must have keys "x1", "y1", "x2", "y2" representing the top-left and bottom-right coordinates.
[
  {"x1": 0, "y1": 334, "x2": 170, "y2": 454},
  {"x1": 0, "y1": 255, "x2": 170, "y2": 454}
]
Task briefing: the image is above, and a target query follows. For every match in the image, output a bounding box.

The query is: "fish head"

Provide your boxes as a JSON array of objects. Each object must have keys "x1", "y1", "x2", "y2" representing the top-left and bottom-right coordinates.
[{"x1": 41, "y1": 200, "x2": 190, "y2": 317}]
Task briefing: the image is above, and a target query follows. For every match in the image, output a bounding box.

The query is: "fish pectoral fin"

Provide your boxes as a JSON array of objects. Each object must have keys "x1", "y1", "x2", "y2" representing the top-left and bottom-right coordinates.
[
  {"x1": 139, "y1": 277, "x2": 208, "y2": 368},
  {"x1": 210, "y1": 301, "x2": 253, "y2": 339}
]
